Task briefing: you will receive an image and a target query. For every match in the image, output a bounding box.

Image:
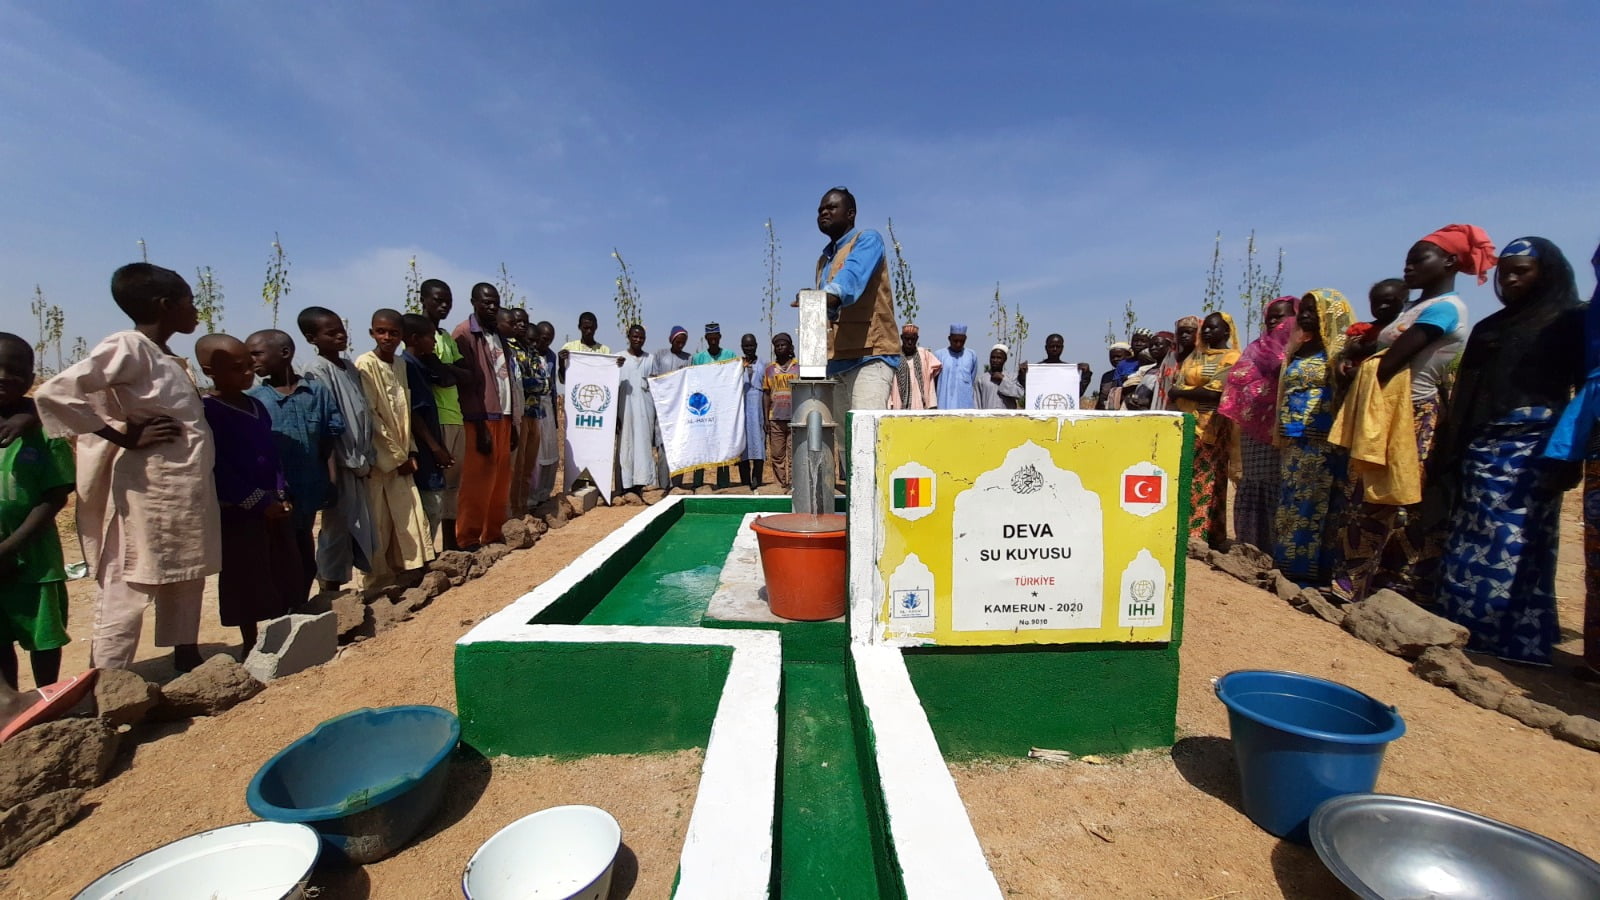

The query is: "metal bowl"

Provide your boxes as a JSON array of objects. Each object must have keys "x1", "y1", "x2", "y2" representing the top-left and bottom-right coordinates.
[{"x1": 1311, "y1": 794, "x2": 1600, "y2": 900}]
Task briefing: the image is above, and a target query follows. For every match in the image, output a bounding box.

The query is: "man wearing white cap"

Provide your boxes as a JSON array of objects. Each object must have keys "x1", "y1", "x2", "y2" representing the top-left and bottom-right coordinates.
[
  {"x1": 974, "y1": 344, "x2": 1023, "y2": 410},
  {"x1": 933, "y1": 324, "x2": 977, "y2": 410}
]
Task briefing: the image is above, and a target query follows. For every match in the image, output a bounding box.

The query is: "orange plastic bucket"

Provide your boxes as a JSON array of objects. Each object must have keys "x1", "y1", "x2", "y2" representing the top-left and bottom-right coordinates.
[{"x1": 749, "y1": 513, "x2": 848, "y2": 621}]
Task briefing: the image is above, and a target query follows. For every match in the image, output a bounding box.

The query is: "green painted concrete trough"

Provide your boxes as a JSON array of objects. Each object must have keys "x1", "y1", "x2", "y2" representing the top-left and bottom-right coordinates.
[{"x1": 457, "y1": 479, "x2": 1183, "y2": 898}]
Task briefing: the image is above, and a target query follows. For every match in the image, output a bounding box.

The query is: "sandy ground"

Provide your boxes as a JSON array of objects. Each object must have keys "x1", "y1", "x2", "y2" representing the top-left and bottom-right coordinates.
[
  {"x1": 953, "y1": 489, "x2": 1599, "y2": 898},
  {"x1": 1, "y1": 503, "x2": 703, "y2": 899},
  {"x1": 953, "y1": 563, "x2": 1600, "y2": 898},
  {"x1": 7, "y1": 488, "x2": 1599, "y2": 898}
]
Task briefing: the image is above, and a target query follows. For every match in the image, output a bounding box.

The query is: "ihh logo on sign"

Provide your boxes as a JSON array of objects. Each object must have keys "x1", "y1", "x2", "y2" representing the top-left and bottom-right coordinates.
[{"x1": 570, "y1": 383, "x2": 612, "y2": 430}]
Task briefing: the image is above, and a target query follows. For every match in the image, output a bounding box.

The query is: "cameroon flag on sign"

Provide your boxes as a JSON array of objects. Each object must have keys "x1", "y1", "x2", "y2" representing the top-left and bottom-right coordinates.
[{"x1": 892, "y1": 476, "x2": 933, "y2": 509}]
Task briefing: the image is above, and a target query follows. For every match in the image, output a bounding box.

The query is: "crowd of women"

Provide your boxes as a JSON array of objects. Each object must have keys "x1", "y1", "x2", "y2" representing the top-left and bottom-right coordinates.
[{"x1": 1097, "y1": 223, "x2": 1600, "y2": 678}]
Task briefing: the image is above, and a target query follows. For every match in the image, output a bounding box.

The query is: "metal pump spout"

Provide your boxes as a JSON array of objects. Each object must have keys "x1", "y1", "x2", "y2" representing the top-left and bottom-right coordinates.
[
  {"x1": 787, "y1": 289, "x2": 840, "y2": 516},
  {"x1": 788, "y1": 383, "x2": 837, "y2": 516}
]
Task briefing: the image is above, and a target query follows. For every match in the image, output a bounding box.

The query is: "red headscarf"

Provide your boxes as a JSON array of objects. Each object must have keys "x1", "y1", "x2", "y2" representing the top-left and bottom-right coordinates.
[{"x1": 1420, "y1": 224, "x2": 1497, "y2": 285}]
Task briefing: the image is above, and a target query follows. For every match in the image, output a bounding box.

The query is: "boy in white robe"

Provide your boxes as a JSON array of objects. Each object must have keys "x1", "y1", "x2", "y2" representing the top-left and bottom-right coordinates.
[
  {"x1": 355, "y1": 310, "x2": 435, "y2": 589},
  {"x1": 35, "y1": 263, "x2": 221, "y2": 671}
]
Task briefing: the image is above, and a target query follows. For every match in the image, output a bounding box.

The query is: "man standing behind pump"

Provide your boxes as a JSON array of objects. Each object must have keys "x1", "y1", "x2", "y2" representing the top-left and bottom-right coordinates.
[{"x1": 803, "y1": 187, "x2": 900, "y2": 427}]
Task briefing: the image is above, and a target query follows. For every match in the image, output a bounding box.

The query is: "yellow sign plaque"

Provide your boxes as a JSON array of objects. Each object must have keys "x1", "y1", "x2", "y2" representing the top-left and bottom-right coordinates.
[{"x1": 872, "y1": 413, "x2": 1188, "y2": 646}]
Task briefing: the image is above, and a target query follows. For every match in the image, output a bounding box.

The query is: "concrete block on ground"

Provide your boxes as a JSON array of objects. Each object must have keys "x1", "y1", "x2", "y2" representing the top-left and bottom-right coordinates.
[
  {"x1": 243, "y1": 611, "x2": 338, "y2": 681},
  {"x1": 565, "y1": 486, "x2": 600, "y2": 517}
]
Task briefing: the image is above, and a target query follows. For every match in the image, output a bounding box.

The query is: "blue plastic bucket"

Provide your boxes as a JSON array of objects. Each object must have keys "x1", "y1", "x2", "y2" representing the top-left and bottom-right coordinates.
[
  {"x1": 1213, "y1": 670, "x2": 1405, "y2": 844},
  {"x1": 247, "y1": 706, "x2": 460, "y2": 864}
]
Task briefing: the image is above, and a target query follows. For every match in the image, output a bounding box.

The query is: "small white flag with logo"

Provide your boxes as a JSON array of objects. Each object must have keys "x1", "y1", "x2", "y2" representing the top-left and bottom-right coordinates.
[
  {"x1": 1023, "y1": 363, "x2": 1082, "y2": 411},
  {"x1": 563, "y1": 350, "x2": 621, "y2": 501},
  {"x1": 650, "y1": 361, "x2": 746, "y2": 475}
]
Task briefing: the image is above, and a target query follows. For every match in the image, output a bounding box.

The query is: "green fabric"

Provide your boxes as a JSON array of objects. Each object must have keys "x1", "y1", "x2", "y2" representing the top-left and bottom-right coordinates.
[
  {"x1": 432, "y1": 327, "x2": 464, "y2": 425},
  {"x1": 0, "y1": 581, "x2": 69, "y2": 652},
  {"x1": 691, "y1": 348, "x2": 736, "y2": 365},
  {"x1": 0, "y1": 431, "x2": 73, "y2": 583}
]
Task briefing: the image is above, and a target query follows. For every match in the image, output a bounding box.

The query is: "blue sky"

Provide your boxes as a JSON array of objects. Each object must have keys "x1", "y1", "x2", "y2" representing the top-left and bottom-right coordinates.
[{"x1": 3, "y1": 1, "x2": 1595, "y2": 373}]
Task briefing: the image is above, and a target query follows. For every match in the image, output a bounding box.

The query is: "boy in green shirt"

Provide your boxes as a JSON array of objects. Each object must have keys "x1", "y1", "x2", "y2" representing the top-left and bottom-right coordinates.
[
  {"x1": 421, "y1": 279, "x2": 469, "y2": 549},
  {"x1": 0, "y1": 334, "x2": 74, "y2": 690}
]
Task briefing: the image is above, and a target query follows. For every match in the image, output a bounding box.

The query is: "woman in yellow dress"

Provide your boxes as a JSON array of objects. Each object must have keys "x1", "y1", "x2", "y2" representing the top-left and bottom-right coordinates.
[{"x1": 1168, "y1": 311, "x2": 1240, "y2": 545}]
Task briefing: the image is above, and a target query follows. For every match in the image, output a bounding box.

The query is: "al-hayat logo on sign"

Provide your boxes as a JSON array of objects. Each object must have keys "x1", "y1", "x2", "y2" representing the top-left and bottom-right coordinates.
[{"x1": 570, "y1": 383, "x2": 612, "y2": 429}]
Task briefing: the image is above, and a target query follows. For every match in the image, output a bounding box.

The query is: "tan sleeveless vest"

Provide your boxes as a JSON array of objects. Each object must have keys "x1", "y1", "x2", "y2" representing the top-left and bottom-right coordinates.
[{"x1": 818, "y1": 232, "x2": 900, "y2": 360}]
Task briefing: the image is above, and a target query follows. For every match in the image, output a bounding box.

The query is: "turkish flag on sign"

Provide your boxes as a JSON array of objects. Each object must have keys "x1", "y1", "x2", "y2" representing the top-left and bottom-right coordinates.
[{"x1": 1123, "y1": 473, "x2": 1163, "y2": 505}]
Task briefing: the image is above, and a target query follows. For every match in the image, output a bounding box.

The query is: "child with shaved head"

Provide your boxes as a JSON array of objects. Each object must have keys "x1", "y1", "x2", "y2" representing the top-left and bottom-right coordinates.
[
  {"x1": 246, "y1": 328, "x2": 344, "y2": 601},
  {"x1": 355, "y1": 310, "x2": 435, "y2": 587},
  {"x1": 197, "y1": 334, "x2": 301, "y2": 655},
  {"x1": 35, "y1": 263, "x2": 220, "y2": 672}
]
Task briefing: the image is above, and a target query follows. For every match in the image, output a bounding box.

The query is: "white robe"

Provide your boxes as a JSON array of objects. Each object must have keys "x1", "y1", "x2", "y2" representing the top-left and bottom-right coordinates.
[
  {"x1": 34, "y1": 331, "x2": 222, "y2": 584},
  {"x1": 617, "y1": 351, "x2": 659, "y2": 490}
]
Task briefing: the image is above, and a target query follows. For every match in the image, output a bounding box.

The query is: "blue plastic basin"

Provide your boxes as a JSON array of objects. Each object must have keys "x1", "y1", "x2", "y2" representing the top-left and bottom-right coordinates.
[
  {"x1": 246, "y1": 706, "x2": 460, "y2": 864},
  {"x1": 1214, "y1": 670, "x2": 1404, "y2": 844}
]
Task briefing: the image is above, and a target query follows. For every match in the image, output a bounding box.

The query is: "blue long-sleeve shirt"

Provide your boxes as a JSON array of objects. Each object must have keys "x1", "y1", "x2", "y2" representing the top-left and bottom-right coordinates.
[{"x1": 819, "y1": 227, "x2": 900, "y2": 377}]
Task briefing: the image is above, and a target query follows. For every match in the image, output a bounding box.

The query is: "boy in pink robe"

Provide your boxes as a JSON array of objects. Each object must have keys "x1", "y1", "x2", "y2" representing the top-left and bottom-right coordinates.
[{"x1": 35, "y1": 263, "x2": 221, "y2": 672}]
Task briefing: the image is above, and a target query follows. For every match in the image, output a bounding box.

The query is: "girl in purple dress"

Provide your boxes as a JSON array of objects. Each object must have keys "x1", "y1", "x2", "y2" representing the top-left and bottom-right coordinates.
[{"x1": 197, "y1": 335, "x2": 302, "y2": 656}]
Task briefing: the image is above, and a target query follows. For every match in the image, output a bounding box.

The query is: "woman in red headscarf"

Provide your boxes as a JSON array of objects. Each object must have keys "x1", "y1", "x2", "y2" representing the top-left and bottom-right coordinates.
[{"x1": 1333, "y1": 224, "x2": 1493, "y2": 602}]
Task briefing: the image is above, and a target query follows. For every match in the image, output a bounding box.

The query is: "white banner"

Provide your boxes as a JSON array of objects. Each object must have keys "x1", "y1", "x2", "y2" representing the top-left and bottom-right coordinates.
[
  {"x1": 562, "y1": 350, "x2": 621, "y2": 501},
  {"x1": 1023, "y1": 363, "x2": 1082, "y2": 411},
  {"x1": 650, "y1": 361, "x2": 746, "y2": 475}
]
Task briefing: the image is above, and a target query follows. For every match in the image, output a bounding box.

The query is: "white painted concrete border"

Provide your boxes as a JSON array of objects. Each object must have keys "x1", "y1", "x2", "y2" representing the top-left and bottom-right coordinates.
[
  {"x1": 847, "y1": 413, "x2": 881, "y2": 645},
  {"x1": 458, "y1": 623, "x2": 780, "y2": 900},
  {"x1": 852, "y1": 643, "x2": 1002, "y2": 899},
  {"x1": 461, "y1": 494, "x2": 686, "y2": 643}
]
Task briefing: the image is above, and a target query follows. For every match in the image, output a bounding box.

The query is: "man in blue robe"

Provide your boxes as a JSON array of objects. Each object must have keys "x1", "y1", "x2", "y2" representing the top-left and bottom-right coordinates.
[{"x1": 933, "y1": 324, "x2": 977, "y2": 410}]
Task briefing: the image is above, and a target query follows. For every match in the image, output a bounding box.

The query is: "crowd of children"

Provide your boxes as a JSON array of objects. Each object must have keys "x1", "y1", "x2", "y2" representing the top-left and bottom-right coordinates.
[{"x1": 1, "y1": 262, "x2": 806, "y2": 683}]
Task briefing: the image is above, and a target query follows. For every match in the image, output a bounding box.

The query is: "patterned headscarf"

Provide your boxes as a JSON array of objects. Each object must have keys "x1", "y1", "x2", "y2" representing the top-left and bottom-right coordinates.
[
  {"x1": 1220, "y1": 296, "x2": 1300, "y2": 444},
  {"x1": 1286, "y1": 290, "x2": 1354, "y2": 368},
  {"x1": 1154, "y1": 317, "x2": 1203, "y2": 410},
  {"x1": 1176, "y1": 312, "x2": 1243, "y2": 443}
]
